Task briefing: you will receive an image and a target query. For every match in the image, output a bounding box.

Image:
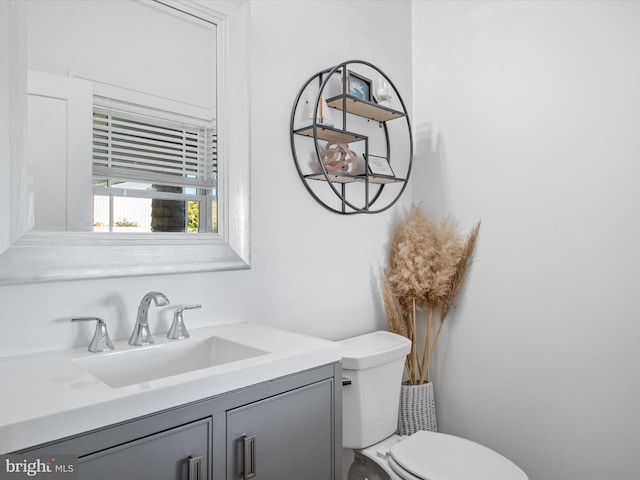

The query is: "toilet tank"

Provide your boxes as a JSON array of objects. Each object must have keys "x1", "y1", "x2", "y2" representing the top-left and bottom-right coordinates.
[{"x1": 340, "y1": 331, "x2": 411, "y2": 449}]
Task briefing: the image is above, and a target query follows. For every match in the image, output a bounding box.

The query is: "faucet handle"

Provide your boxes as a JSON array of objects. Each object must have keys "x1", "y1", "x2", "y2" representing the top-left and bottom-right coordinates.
[
  {"x1": 167, "y1": 304, "x2": 201, "y2": 340},
  {"x1": 72, "y1": 317, "x2": 115, "y2": 353}
]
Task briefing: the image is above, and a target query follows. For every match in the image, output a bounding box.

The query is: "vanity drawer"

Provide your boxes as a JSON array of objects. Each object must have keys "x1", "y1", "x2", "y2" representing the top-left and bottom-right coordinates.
[{"x1": 78, "y1": 418, "x2": 211, "y2": 480}]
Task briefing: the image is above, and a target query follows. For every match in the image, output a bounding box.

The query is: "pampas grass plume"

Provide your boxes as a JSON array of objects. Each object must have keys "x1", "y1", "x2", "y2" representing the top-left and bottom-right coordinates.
[{"x1": 381, "y1": 205, "x2": 480, "y2": 385}]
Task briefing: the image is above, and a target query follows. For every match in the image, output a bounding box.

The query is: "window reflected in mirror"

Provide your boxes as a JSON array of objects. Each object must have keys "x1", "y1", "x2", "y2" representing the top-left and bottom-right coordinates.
[{"x1": 92, "y1": 108, "x2": 217, "y2": 233}]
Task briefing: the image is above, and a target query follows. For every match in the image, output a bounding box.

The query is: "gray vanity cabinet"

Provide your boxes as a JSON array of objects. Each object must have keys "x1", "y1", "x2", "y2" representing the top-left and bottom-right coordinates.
[
  {"x1": 226, "y1": 379, "x2": 334, "y2": 479},
  {"x1": 18, "y1": 363, "x2": 341, "y2": 480}
]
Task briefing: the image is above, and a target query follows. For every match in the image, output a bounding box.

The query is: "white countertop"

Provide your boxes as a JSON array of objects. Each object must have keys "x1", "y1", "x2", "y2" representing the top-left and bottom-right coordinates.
[{"x1": 0, "y1": 322, "x2": 341, "y2": 453}]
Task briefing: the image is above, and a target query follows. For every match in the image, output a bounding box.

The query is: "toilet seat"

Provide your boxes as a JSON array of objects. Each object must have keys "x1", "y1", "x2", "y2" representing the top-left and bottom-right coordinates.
[
  {"x1": 388, "y1": 456, "x2": 422, "y2": 480},
  {"x1": 388, "y1": 431, "x2": 527, "y2": 480}
]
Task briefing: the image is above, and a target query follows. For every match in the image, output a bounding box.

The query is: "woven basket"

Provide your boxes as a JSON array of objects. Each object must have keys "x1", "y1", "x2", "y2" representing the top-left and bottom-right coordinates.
[{"x1": 397, "y1": 381, "x2": 437, "y2": 435}]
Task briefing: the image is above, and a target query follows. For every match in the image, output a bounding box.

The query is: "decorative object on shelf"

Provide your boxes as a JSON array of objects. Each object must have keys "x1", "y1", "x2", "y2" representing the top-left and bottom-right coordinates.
[
  {"x1": 398, "y1": 381, "x2": 437, "y2": 435},
  {"x1": 347, "y1": 70, "x2": 372, "y2": 101},
  {"x1": 290, "y1": 60, "x2": 413, "y2": 214},
  {"x1": 366, "y1": 154, "x2": 395, "y2": 177},
  {"x1": 380, "y1": 205, "x2": 480, "y2": 432},
  {"x1": 375, "y1": 77, "x2": 392, "y2": 106},
  {"x1": 308, "y1": 93, "x2": 333, "y2": 127},
  {"x1": 320, "y1": 142, "x2": 357, "y2": 174}
]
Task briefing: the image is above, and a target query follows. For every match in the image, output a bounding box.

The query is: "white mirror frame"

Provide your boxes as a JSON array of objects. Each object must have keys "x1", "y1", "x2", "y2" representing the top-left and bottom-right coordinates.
[{"x1": 0, "y1": 0, "x2": 250, "y2": 285}]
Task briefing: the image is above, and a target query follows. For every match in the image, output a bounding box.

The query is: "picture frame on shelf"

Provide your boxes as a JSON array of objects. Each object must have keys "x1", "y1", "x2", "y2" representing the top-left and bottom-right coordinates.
[
  {"x1": 347, "y1": 70, "x2": 372, "y2": 102},
  {"x1": 366, "y1": 154, "x2": 395, "y2": 177}
]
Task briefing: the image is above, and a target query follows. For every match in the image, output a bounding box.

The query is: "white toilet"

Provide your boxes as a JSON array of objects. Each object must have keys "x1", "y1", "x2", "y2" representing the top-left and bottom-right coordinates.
[{"x1": 340, "y1": 331, "x2": 528, "y2": 480}]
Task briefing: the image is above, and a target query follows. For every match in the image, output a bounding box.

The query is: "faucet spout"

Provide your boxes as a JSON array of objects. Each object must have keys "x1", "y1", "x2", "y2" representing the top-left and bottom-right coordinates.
[{"x1": 129, "y1": 291, "x2": 170, "y2": 346}]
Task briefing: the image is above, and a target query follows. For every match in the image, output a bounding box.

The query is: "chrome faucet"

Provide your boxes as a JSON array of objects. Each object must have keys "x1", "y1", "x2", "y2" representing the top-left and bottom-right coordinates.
[
  {"x1": 129, "y1": 291, "x2": 170, "y2": 346},
  {"x1": 167, "y1": 304, "x2": 201, "y2": 340},
  {"x1": 72, "y1": 317, "x2": 115, "y2": 353}
]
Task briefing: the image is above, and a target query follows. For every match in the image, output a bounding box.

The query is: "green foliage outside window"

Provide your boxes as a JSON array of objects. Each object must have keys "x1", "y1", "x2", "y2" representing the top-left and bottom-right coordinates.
[{"x1": 188, "y1": 201, "x2": 199, "y2": 233}]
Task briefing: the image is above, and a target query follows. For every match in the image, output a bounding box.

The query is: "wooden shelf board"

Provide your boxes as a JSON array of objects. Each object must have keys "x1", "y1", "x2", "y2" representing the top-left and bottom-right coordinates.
[
  {"x1": 304, "y1": 173, "x2": 405, "y2": 185},
  {"x1": 364, "y1": 175, "x2": 405, "y2": 184},
  {"x1": 294, "y1": 125, "x2": 365, "y2": 144},
  {"x1": 326, "y1": 95, "x2": 405, "y2": 123},
  {"x1": 305, "y1": 173, "x2": 359, "y2": 184}
]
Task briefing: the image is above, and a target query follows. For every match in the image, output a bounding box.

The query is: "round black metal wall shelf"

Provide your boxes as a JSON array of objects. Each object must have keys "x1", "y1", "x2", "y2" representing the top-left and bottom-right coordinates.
[{"x1": 290, "y1": 60, "x2": 413, "y2": 215}]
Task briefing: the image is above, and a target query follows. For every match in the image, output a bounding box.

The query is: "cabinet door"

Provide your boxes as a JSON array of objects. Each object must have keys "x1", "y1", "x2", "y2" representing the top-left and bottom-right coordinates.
[
  {"x1": 78, "y1": 418, "x2": 211, "y2": 480},
  {"x1": 226, "y1": 379, "x2": 335, "y2": 480}
]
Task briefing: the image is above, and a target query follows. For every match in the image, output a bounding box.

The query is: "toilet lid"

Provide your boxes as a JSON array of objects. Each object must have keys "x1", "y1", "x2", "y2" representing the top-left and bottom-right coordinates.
[{"x1": 388, "y1": 431, "x2": 527, "y2": 480}]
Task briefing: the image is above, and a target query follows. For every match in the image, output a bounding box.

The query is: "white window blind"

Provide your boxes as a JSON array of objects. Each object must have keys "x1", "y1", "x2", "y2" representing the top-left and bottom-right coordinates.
[{"x1": 92, "y1": 106, "x2": 217, "y2": 189}]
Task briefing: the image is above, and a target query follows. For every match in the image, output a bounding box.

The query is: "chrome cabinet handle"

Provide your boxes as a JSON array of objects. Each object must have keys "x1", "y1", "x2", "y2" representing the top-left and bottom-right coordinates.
[
  {"x1": 188, "y1": 455, "x2": 203, "y2": 480},
  {"x1": 242, "y1": 434, "x2": 257, "y2": 479}
]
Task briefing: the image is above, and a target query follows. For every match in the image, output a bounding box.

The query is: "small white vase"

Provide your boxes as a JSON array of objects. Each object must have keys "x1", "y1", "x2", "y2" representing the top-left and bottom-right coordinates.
[{"x1": 397, "y1": 381, "x2": 437, "y2": 435}]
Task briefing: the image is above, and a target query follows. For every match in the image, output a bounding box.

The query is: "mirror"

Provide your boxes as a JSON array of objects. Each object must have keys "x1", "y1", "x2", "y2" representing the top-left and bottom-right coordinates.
[{"x1": 0, "y1": 0, "x2": 250, "y2": 284}]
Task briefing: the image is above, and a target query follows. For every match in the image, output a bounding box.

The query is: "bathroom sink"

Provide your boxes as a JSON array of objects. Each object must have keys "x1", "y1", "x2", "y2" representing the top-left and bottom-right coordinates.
[
  {"x1": 1, "y1": 322, "x2": 341, "y2": 452},
  {"x1": 74, "y1": 336, "x2": 268, "y2": 388}
]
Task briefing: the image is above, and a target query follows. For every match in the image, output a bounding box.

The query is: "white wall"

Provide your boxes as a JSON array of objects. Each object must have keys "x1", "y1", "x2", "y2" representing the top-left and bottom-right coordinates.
[
  {"x1": 412, "y1": 1, "x2": 640, "y2": 479},
  {"x1": 0, "y1": 0, "x2": 413, "y2": 360}
]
